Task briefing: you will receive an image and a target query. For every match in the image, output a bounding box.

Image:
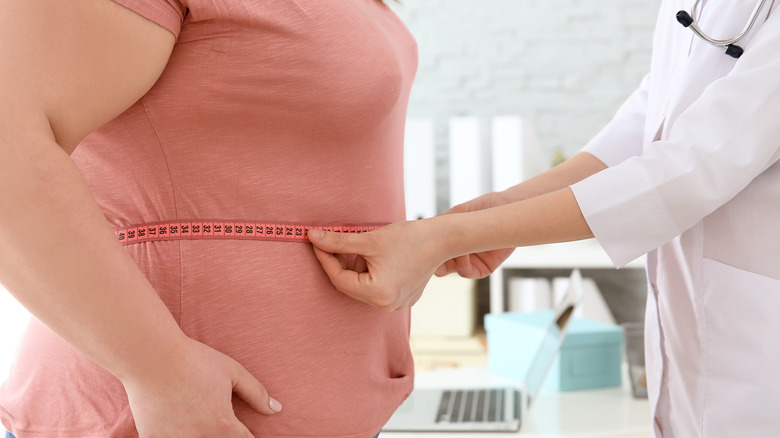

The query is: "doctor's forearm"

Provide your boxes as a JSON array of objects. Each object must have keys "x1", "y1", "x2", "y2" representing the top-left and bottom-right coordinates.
[
  {"x1": 499, "y1": 152, "x2": 607, "y2": 202},
  {"x1": 435, "y1": 187, "x2": 593, "y2": 259}
]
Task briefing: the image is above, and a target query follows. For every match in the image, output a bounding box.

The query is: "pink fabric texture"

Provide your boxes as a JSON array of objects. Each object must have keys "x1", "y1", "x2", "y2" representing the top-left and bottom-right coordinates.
[{"x1": 0, "y1": 1, "x2": 418, "y2": 437}]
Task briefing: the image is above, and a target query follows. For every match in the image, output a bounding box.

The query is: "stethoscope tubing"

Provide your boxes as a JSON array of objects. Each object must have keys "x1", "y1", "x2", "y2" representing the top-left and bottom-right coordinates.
[{"x1": 685, "y1": 0, "x2": 769, "y2": 47}]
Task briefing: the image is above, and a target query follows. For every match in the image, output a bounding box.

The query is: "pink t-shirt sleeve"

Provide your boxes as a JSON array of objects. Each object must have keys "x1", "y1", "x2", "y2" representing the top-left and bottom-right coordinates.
[{"x1": 111, "y1": 0, "x2": 187, "y2": 38}]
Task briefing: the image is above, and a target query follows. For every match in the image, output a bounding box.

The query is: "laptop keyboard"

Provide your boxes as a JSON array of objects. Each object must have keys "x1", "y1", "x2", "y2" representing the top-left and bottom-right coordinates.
[{"x1": 436, "y1": 389, "x2": 505, "y2": 423}]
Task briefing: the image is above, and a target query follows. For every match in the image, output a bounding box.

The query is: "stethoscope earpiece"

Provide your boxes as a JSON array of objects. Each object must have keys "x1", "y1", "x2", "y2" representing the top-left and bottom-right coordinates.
[
  {"x1": 676, "y1": 10, "x2": 694, "y2": 27},
  {"x1": 725, "y1": 44, "x2": 744, "y2": 58},
  {"x1": 676, "y1": 0, "x2": 767, "y2": 59}
]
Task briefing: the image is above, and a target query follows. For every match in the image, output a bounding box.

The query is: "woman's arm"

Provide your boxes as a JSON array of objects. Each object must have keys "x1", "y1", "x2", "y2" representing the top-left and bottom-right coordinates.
[
  {"x1": 0, "y1": 0, "x2": 278, "y2": 435},
  {"x1": 0, "y1": 0, "x2": 181, "y2": 386}
]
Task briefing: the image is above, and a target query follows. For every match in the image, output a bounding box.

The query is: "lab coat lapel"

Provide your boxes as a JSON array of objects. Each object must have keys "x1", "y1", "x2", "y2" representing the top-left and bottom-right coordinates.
[
  {"x1": 642, "y1": 0, "x2": 692, "y2": 147},
  {"x1": 662, "y1": 0, "x2": 774, "y2": 139}
]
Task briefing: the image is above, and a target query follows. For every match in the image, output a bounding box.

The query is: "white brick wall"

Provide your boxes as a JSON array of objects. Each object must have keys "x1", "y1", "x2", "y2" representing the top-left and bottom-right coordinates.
[{"x1": 390, "y1": 0, "x2": 660, "y2": 210}]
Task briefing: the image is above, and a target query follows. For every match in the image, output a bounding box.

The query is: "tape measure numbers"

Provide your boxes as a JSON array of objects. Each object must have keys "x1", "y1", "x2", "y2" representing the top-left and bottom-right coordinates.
[{"x1": 115, "y1": 220, "x2": 386, "y2": 245}]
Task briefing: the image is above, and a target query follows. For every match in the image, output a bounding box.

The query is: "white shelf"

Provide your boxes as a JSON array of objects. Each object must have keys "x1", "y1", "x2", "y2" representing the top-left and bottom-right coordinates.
[{"x1": 489, "y1": 240, "x2": 645, "y2": 314}]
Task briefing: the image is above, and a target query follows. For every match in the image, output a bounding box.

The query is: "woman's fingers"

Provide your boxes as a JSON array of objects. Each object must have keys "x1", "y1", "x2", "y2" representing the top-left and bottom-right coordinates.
[
  {"x1": 124, "y1": 338, "x2": 280, "y2": 438},
  {"x1": 230, "y1": 358, "x2": 282, "y2": 416}
]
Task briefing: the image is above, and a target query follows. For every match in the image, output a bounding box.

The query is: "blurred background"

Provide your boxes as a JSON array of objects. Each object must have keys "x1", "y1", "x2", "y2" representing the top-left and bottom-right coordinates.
[
  {"x1": 0, "y1": 0, "x2": 659, "y2": 382},
  {"x1": 389, "y1": 0, "x2": 657, "y2": 374},
  {"x1": 391, "y1": 0, "x2": 657, "y2": 211}
]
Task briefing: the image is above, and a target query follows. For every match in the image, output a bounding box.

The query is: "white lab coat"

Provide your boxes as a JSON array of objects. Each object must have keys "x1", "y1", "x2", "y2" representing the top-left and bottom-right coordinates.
[{"x1": 570, "y1": 0, "x2": 780, "y2": 436}]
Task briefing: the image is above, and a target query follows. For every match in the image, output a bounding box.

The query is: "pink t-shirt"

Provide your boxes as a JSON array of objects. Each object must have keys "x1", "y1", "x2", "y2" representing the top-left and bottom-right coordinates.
[{"x1": 0, "y1": 1, "x2": 417, "y2": 437}]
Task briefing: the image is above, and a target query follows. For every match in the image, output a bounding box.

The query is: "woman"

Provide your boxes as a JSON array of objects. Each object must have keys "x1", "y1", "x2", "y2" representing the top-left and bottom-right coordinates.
[
  {"x1": 0, "y1": 0, "x2": 415, "y2": 436},
  {"x1": 309, "y1": 1, "x2": 780, "y2": 436}
]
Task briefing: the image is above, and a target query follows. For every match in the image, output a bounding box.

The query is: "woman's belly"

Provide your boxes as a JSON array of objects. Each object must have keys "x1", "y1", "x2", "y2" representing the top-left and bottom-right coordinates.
[
  {"x1": 0, "y1": 238, "x2": 412, "y2": 437},
  {"x1": 139, "y1": 239, "x2": 414, "y2": 434}
]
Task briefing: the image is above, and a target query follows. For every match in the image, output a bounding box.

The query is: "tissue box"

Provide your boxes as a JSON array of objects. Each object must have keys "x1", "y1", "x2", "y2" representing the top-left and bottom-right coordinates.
[{"x1": 485, "y1": 311, "x2": 623, "y2": 391}]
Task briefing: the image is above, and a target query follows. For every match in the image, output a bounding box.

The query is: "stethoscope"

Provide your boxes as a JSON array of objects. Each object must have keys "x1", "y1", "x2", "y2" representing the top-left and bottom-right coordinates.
[{"x1": 676, "y1": 0, "x2": 770, "y2": 58}]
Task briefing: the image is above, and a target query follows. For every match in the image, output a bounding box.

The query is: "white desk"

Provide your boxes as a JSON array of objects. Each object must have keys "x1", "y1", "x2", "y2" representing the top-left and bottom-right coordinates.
[{"x1": 382, "y1": 366, "x2": 651, "y2": 438}]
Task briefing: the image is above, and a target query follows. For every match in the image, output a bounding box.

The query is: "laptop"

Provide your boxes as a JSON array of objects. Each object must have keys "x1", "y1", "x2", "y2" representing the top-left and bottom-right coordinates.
[{"x1": 382, "y1": 269, "x2": 584, "y2": 433}]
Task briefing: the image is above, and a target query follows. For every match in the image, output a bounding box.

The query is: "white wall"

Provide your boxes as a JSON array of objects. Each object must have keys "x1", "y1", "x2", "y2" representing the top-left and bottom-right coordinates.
[
  {"x1": 0, "y1": 285, "x2": 30, "y2": 380},
  {"x1": 390, "y1": 0, "x2": 659, "y2": 210}
]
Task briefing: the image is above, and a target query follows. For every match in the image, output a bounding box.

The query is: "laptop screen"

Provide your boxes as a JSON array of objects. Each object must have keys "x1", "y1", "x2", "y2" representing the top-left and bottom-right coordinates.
[{"x1": 523, "y1": 269, "x2": 581, "y2": 407}]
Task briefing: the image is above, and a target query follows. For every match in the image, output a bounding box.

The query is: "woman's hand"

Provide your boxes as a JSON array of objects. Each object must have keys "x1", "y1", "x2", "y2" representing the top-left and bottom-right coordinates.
[
  {"x1": 434, "y1": 192, "x2": 516, "y2": 278},
  {"x1": 308, "y1": 220, "x2": 447, "y2": 311},
  {"x1": 122, "y1": 337, "x2": 281, "y2": 438}
]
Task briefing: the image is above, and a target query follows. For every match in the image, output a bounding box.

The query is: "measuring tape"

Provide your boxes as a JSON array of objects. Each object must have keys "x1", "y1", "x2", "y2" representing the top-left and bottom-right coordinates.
[{"x1": 115, "y1": 220, "x2": 386, "y2": 246}]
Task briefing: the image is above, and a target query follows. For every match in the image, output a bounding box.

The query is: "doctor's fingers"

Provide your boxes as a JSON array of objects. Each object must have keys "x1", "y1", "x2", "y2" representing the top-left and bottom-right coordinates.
[
  {"x1": 437, "y1": 249, "x2": 514, "y2": 279},
  {"x1": 311, "y1": 245, "x2": 401, "y2": 311},
  {"x1": 435, "y1": 254, "x2": 484, "y2": 279},
  {"x1": 434, "y1": 258, "x2": 458, "y2": 277},
  {"x1": 453, "y1": 254, "x2": 487, "y2": 279},
  {"x1": 307, "y1": 228, "x2": 376, "y2": 257}
]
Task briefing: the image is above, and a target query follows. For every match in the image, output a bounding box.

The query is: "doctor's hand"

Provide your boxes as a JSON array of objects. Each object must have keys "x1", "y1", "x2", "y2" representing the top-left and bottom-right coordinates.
[
  {"x1": 308, "y1": 220, "x2": 447, "y2": 311},
  {"x1": 434, "y1": 192, "x2": 516, "y2": 279},
  {"x1": 122, "y1": 337, "x2": 281, "y2": 438}
]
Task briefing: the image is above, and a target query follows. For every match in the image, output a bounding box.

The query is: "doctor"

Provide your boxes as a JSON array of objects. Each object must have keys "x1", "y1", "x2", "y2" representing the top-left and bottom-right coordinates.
[{"x1": 308, "y1": 0, "x2": 780, "y2": 436}]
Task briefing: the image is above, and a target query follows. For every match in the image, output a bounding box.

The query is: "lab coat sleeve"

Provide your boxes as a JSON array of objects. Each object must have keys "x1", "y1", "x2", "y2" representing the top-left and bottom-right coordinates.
[
  {"x1": 581, "y1": 74, "x2": 650, "y2": 167},
  {"x1": 571, "y1": 13, "x2": 780, "y2": 267}
]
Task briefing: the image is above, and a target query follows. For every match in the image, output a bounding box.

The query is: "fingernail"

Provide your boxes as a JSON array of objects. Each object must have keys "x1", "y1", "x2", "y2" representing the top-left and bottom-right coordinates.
[
  {"x1": 269, "y1": 397, "x2": 282, "y2": 412},
  {"x1": 308, "y1": 229, "x2": 324, "y2": 240}
]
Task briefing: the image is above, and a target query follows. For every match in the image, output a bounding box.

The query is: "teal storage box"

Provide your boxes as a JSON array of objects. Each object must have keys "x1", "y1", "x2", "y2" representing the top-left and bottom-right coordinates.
[{"x1": 485, "y1": 311, "x2": 624, "y2": 391}]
